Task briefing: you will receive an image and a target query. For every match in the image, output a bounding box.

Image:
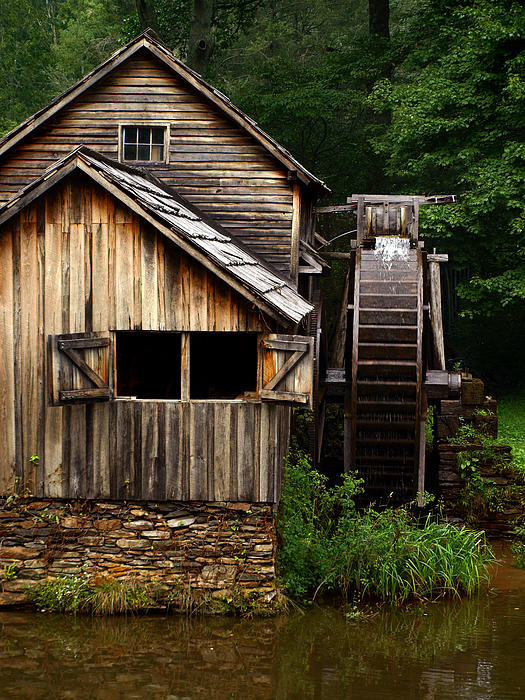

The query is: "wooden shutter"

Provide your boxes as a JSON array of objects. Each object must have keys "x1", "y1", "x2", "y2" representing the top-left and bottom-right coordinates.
[
  {"x1": 260, "y1": 334, "x2": 314, "y2": 408},
  {"x1": 48, "y1": 332, "x2": 112, "y2": 405}
]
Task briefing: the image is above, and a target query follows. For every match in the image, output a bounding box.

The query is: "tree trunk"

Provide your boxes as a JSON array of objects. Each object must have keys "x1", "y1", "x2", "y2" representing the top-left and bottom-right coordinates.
[
  {"x1": 135, "y1": 0, "x2": 159, "y2": 33},
  {"x1": 368, "y1": 0, "x2": 390, "y2": 39},
  {"x1": 187, "y1": 0, "x2": 215, "y2": 75}
]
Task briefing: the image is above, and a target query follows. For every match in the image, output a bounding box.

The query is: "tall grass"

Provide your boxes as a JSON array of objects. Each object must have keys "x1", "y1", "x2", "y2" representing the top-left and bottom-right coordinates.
[{"x1": 277, "y1": 450, "x2": 494, "y2": 603}]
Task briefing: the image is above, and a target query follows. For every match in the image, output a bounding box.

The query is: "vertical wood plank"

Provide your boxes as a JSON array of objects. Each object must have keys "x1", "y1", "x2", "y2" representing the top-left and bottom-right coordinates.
[
  {"x1": 19, "y1": 209, "x2": 41, "y2": 493},
  {"x1": 181, "y1": 401, "x2": 190, "y2": 499},
  {"x1": 92, "y1": 222, "x2": 109, "y2": 332},
  {"x1": 0, "y1": 226, "x2": 16, "y2": 493},
  {"x1": 290, "y1": 182, "x2": 300, "y2": 281},
  {"x1": 180, "y1": 252, "x2": 191, "y2": 330},
  {"x1": 156, "y1": 402, "x2": 167, "y2": 499},
  {"x1": 165, "y1": 402, "x2": 182, "y2": 499},
  {"x1": 205, "y1": 402, "x2": 215, "y2": 500},
  {"x1": 229, "y1": 402, "x2": 238, "y2": 500},
  {"x1": 189, "y1": 402, "x2": 207, "y2": 500},
  {"x1": 206, "y1": 270, "x2": 216, "y2": 331},
  {"x1": 108, "y1": 401, "x2": 118, "y2": 498},
  {"x1": 116, "y1": 218, "x2": 133, "y2": 329},
  {"x1": 107, "y1": 197, "x2": 117, "y2": 332},
  {"x1": 43, "y1": 219, "x2": 64, "y2": 496},
  {"x1": 142, "y1": 402, "x2": 158, "y2": 499},
  {"x1": 92, "y1": 402, "x2": 110, "y2": 497},
  {"x1": 156, "y1": 232, "x2": 166, "y2": 330},
  {"x1": 133, "y1": 216, "x2": 143, "y2": 329},
  {"x1": 68, "y1": 222, "x2": 85, "y2": 333},
  {"x1": 190, "y1": 263, "x2": 207, "y2": 331},
  {"x1": 259, "y1": 403, "x2": 271, "y2": 502},
  {"x1": 237, "y1": 403, "x2": 255, "y2": 501},
  {"x1": 163, "y1": 240, "x2": 180, "y2": 329},
  {"x1": 141, "y1": 224, "x2": 158, "y2": 330},
  {"x1": 213, "y1": 403, "x2": 230, "y2": 501},
  {"x1": 68, "y1": 404, "x2": 87, "y2": 498},
  {"x1": 132, "y1": 401, "x2": 143, "y2": 499}
]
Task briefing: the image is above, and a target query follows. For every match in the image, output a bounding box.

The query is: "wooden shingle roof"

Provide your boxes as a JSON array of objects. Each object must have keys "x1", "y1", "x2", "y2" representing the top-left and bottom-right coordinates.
[
  {"x1": 0, "y1": 147, "x2": 313, "y2": 325},
  {"x1": 0, "y1": 29, "x2": 328, "y2": 193}
]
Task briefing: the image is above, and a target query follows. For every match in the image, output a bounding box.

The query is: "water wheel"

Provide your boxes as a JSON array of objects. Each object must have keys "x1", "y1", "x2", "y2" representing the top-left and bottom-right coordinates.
[
  {"x1": 347, "y1": 245, "x2": 424, "y2": 503},
  {"x1": 316, "y1": 195, "x2": 461, "y2": 504}
]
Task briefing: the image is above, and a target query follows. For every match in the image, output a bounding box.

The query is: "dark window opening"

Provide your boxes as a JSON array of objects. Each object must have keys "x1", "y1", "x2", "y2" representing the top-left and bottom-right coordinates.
[
  {"x1": 116, "y1": 331, "x2": 181, "y2": 399},
  {"x1": 122, "y1": 126, "x2": 166, "y2": 162},
  {"x1": 190, "y1": 332, "x2": 257, "y2": 399}
]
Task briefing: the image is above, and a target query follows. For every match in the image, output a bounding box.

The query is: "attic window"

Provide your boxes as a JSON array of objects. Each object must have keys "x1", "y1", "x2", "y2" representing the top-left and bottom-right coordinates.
[{"x1": 121, "y1": 126, "x2": 167, "y2": 162}]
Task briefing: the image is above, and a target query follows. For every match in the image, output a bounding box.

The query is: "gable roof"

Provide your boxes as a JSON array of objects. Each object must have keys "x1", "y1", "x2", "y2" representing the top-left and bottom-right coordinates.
[
  {"x1": 0, "y1": 147, "x2": 313, "y2": 326},
  {"x1": 0, "y1": 29, "x2": 328, "y2": 194}
]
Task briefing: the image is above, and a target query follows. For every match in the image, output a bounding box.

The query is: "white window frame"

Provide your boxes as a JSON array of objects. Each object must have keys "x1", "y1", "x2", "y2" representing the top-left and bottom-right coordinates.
[{"x1": 118, "y1": 123, "x2": 170, "y2": 164}]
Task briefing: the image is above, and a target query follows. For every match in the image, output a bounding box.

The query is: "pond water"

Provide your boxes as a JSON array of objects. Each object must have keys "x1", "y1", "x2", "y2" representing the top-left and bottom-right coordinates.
[{"x1": 1, "y1": 557, "x2": 525, "y2": 699}]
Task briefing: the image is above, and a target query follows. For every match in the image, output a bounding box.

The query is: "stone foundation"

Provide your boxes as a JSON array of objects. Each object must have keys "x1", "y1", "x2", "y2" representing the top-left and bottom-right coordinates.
[{"x1": 0, "y1": 498, "x2": 277, "y2": 608}]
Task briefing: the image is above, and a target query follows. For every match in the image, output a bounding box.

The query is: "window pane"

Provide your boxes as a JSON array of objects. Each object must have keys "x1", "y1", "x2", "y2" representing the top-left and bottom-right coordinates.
[
  {"x1": 137, "y1": 144, "x2": 150, "y2": 160},
  {"x1": 151, "y1": 127, "x2": 164, "y2": 144},
  {"x1": 123, "y1": 126, "x2": 137, "y2": 143},
  {"x1": 138, "y1": 127, "x2": 150, "y2": 144},
  {"x1": 116, "y1": 331, "x2": 181, "y2": 399},
  {"x1": 123, "y1": 144, "x2": 137, "y2": 160},
  {"x1": 151, "y1": 144, "x2": 164, "y2": 161},
  {"x1": 190, "y1": 332, "x2": 257, "y2": 399}
]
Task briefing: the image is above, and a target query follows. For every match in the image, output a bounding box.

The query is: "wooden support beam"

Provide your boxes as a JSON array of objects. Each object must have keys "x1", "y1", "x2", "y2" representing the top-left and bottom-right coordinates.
[
  {"x1": 349, "y1": 194, "x2": 456, "y2": 206},
  {"x1": 429, "y1": 261, "x2": 446, "y2": 370},
  {"x1": 315, "y1": 204, "x2": 357, "y2": 215},
  {"x1": 320, "y1": 251, "x2": 354, "y2": 260}
]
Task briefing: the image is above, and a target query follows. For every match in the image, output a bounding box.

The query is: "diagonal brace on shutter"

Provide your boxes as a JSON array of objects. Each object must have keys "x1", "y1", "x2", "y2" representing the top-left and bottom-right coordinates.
[
  {"x1": 260, "y1": 335, "x2": 313, "y2": 406},
  {"x1": 57, "y1": 337, "x2": 111, "y2": 401}
]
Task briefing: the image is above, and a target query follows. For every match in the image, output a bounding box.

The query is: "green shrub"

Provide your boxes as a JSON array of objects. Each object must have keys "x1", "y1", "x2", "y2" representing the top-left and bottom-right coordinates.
[{"x1": 277, "y1": 450, "x2": 494, "y2": 603}]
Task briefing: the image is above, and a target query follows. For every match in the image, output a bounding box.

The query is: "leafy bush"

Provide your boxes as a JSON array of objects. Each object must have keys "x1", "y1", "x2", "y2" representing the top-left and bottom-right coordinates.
[{"x1": 277, "y1": 450, "x2": 494, "y2": 603}]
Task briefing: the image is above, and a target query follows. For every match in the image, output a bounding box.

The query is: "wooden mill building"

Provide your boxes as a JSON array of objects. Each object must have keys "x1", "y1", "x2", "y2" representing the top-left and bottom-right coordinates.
[{"x1": 0, "y1": 30, "x2": 328, "y2": 505}]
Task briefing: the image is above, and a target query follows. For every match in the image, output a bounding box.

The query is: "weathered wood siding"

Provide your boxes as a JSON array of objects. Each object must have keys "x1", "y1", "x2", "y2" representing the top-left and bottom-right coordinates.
[
  {"x1": 0, "y1": 174, "x2": 291, "y2": 502},
  {"x1": 0, "y1": 49, "x2": 299, "y2": 273}
]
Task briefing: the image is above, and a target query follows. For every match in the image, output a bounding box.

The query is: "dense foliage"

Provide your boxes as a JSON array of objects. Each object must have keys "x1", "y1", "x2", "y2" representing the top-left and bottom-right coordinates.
[
  {"x1": 1, "y1": 0, "x2": 523, "y2": 379},
  {"x1": 277, "y1": 450, "x2": 493, "y2": 602}
]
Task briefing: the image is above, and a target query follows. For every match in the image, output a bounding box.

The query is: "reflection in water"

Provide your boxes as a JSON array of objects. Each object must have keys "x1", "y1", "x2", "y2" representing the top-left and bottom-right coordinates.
[{"x1": 2, "y1": 562, "x2": 525, "y2": 699}]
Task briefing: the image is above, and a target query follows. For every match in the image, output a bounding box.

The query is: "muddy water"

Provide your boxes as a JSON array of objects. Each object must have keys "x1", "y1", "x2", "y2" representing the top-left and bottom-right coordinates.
[{"x1": 1, "y1": 559, "x2": 525, "y2": 699}]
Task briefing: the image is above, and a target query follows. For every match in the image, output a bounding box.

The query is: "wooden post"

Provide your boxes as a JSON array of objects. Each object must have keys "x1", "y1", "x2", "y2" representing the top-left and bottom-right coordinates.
[
  {"x1": 429, "y1": 261, "x2": 446, "y2": 370},
  {"x1": 290, "y1": 182, "x2": 301, "y2": 282},
  {"x1": 181, "y1": 332, "x2": 190, "y2": 400},
  {"x1": 356, "y1": 197, "x2": 365, "y2": 246}
]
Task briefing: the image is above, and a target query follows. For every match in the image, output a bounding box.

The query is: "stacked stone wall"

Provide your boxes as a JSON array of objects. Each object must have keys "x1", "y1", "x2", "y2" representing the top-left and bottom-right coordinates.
[
  {"x1": 0, "y1": 499, "x2": 277, "y2": 607},
  {"x1": 437, "y1": 443, "x2": 522, "y2": 537}
]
